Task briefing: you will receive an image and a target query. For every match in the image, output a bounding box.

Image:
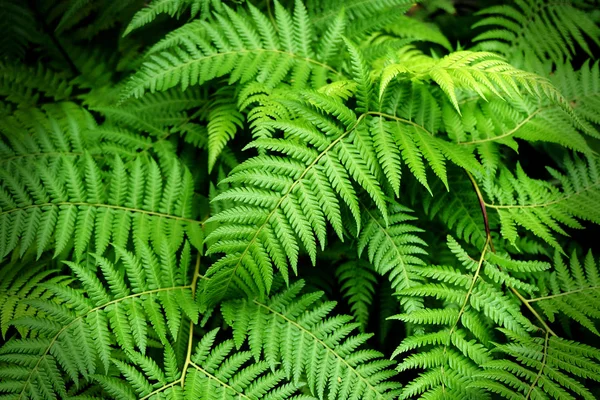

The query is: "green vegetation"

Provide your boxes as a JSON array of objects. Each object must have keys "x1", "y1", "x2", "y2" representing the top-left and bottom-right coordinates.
[{"x1": 1, "y1": 0, "x2": 600, "y2": 398}]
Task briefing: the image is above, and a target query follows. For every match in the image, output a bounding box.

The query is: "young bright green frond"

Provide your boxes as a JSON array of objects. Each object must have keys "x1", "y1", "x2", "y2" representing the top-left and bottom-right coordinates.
[{"x1": 379, "y1": 50, "x2": 568, "y2": 114}]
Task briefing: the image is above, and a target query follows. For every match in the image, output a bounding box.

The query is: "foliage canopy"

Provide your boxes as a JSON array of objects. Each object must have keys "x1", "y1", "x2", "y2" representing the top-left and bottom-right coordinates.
[{"x1": 1, "y1": 0, "x2": 600, "y2": 398}]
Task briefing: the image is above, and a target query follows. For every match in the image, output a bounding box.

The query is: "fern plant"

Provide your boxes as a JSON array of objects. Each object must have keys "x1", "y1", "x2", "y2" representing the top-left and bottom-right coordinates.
[{"x1": 1, "y1": 0, "x2": 600, "y2": 399}]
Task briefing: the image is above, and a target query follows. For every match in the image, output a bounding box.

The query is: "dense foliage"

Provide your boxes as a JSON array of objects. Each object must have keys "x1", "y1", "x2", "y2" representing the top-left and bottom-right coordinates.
[{"x1": 1, "y1": 0, "x2": 600, "y2": 398}]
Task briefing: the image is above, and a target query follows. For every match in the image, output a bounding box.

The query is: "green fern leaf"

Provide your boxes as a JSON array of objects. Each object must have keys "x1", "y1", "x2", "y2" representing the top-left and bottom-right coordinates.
[{"x1": 222, "y1": 280, "x2": 402, "y2": 399}]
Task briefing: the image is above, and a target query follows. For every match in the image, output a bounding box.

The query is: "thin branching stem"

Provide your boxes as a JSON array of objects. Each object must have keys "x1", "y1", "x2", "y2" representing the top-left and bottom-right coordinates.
[{"x1": 466, "y1": 170, "x2": 557, "y2": 336}]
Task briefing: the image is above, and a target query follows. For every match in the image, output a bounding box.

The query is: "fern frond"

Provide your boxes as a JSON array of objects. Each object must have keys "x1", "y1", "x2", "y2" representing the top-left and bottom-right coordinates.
[
  {"x1": 124, "y1": 0, "x2": 208, "y2": 36},
  {"x1": 335, "y1": 259, "x2": 377, "y2": 331},
  {"x1": 369, "y1": 15, "x2": 453, "y2": 52},
  {"x1": 0, "y1": 256, "x2": 66, "y2": 338},
  {"x1": 123, "y1": 0, "x2": 343, "y2": 100},
  {"x1": 207, "y1": 86, "x2": 244, "y2": 172},
  {"x1": 553, "y1": 60, "x2": 600, "y2": 138},
  {"x1": 358, "y1": 202, "x2": 426, "y2": 314},
  {"x1": 0, "y1": 242, "x2": 198, "y2": 398},
  {"x1": 529, "y1": 250, "x2": 600, "y2": 336},
  {"x1": 0, "y1": 63, "x2": 73, "y2": 106},
  {"x1": 0, "y1": 127, "x2": 204, "y2": 260},
  {"x1": 0, "y1": 0, "x2": 39, "y2": 60},
  {"x1": 204, "y1": 89, "x2": 389, "y2": 303},
  {"x1": 483, "y1": 155, "x2": 600, "y2": 250},
  {"x1": 448, "y1": 96, "x2": 593, "y2": 160},
  {"x1": 475, "y1": 330, "x2": 600, "y2": 400},
  {"x1": 107, "y1": 328, "x2": 314, "y2": 400},
  {"x1": 90, "y1": 86, "x2": 207, "y2": 136},
  {"x1": 473, "y1": 0, "x2": 600, "y2": 64},
  {"x1": 379, "y1": 50, "x2": 568, "y2": 114},
  {"x1": 370, "y1": 110, "x2": 483, "y2": 192},
  {"x1": 222, "y1": 280, "x2": 402, "y2": 399},
  {"x1": 309, "y1": 0, "x2": 414, "y2": 37},
  {"x1": 392, "y1": 236, "x2": 542, "y2": 398},
  {"x1": 421, "y1": 172, "x2": 487, "y2": 248}
]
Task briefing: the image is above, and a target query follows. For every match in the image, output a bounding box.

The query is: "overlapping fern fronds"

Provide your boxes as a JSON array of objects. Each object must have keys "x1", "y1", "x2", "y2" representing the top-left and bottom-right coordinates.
[
  {"x1": 0, "y1": 103, "x2": 204, "y2": 260},
  {"x1": 222, "y1": 280, "x2": 402, "y2": 400},
  {"x1": 204, "y1": 85, "x2": 387, "y2": 303},
  {"x1": 0, "y1": 242, "x2": 199, "y2": 399},
  {"x1": 531, "y1": 250, "x2": 600, "y2": 336},
  {"x1": 392, "y1": 236, "x2": 550, "y2": 398},
  {"x1": 473, "y1": 0, "x2": 600, "y2": 65},
  {"x1": 475, "y1": 331, "x2": 600, "y2": 400},
  {"x1": 124, "y1": 0, "x2": 345, "y2": 100},
  {"x1": 482, "y1": 155, "x2": 600, "y2": 249},
  {"x1": 2, "y1": 0, "x2": 600, "y2": 399},
  {"x1": 101, "y1": 327, "x2": 317, "y2": 400}
]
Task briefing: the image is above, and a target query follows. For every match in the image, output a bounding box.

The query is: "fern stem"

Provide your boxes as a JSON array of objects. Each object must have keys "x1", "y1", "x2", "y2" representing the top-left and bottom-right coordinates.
[
  {"x1": 466, "y1": 171, "x2": 495, "y2": 252},
  {"x1": 252, "y1": 298, "x2": 385, "y2": 397},
  {"x1": 466, "y1": 170, "x2": 558, "y2": 337},
  {"x1": 367, "y1": 111, "x2": 433, "y2": 136},
  {"x1": 440, "y1": 235, "x2": 490, "y2": 394},
  {"x1": 180, "y1": 255, "x2": 202, "y2": 387},
  {"x1": 525, "y1": 330, "x2": 550, "y2": 399},
  {"x1": 450, "y1": 235, "x2": 490, "y2": 341},
  {"x1": 527, "y1": 286, "x2": 600, "y2": 303},
  {"x1": 139, "y1": 379, "x2": 182, "y2": 400},
  {"x1": 510, "y1": 287, "x2": 558, "y2": 336}
]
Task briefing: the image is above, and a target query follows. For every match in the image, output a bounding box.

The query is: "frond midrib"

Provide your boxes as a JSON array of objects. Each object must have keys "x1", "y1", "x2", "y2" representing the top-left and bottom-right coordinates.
[
  {"x1": 527, "y1": 285, "x2": 600, "y2": 303},
  {"x1": 129, "y1": 48, "x2": 343, "y2": 97},
  {"x1": 0, "y1": 201, "x2": 204, "y2": 225},
  {"x1": 485, "y1": 181, "x2": 600, "y2": 210}
]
